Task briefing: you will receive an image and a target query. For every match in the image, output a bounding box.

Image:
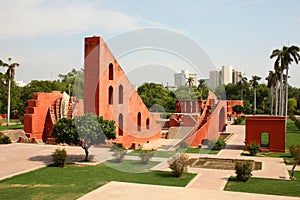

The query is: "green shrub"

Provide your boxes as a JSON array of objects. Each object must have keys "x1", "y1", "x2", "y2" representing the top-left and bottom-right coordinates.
[
  {"x1": 180, "y1": 142, "x2": 190, "y2": 148},
  {"x1": 18, "y1": 116, "x2": 24, "y2": 125},
  {"x1": 235, "y1": 161, "x2": 252, "y2": 182},
  {"x1": 247, "y1": 142, "x2": 260, "y2": 156},
  {"x1": 233, "y1": 116, "x2": 245, "y2": 125},
  {"x1": 295, "y1": 120, "x2": 300, "y2": 130},
  {"x1": 111, "y1": 143, "x2": 124, "y2": 151},
  {"x1": 289, "y1": 112, "x2": 296, "y2": 121},
  {"x1": 52, "y1": 148, "x2": 67, "y2": 167},
  {"x1": 208, "y1": 139, "x2": 226, "y2": 150},
  {"x1": 112, "y1": 148, "x2": 126, "y2": 162},
  {"x1": 0, "y1": 135, "x2": 12, "y2": 144},
  {"x1": 138, "y1": 150, "x2": 154, "y2": 164},
  {"x1": 168, "y1": 153, "x2": 189, "y2": 177}
]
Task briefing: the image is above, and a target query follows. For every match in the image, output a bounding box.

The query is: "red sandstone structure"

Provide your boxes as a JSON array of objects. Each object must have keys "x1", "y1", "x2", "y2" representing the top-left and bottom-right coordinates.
[
  {"x1": 245, "y1": 116, "x2": 285, "y2": 152},
  {"x1": 23, "y1": 35, "x2": 247, "y2": 149}
]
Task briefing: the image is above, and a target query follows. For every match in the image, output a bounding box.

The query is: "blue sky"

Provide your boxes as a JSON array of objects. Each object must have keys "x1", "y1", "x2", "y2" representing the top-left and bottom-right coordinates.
[{"x1": 0, "y1": 0, "x2": 300, "y2": 87}]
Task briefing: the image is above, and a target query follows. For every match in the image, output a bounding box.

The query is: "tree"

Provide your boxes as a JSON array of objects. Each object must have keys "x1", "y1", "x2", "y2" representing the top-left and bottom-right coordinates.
[
  {"x1": 249, "y1": 75, "x2": 261, "y2": 114},
  {"x1": 266, "y1": 71, "x2": 277, "y2": 115},
  {"x1": 185, "y1": 77, "x2": 194, "y2": 99},
  {"x1": 289, "y1": 144, "x2": 300, "y2": 179},
  {"x1": 233, "y1": 105, "x2": 244, "y2": 115},
  {"x1": 52, "y1": 114, "x2": 116, "y2": 161},
  {"x1": 288, "y1": 98, "x2": 297, "y2": 114},
  {"x1": 270, "y1": 45, "x2": 300, "y2": 117},
  {"x1": 238, "y1": 75, "x2": 248, "y2": 101},
  {"x1": 0, "y1": 58, "x2": 20, "y2": 125},
  {"x1": 197, "y1": 79, "x2": 207, "y2": 100},
  {"x1": 137, "y1": 83, "x2": 176, "y2": 113}
]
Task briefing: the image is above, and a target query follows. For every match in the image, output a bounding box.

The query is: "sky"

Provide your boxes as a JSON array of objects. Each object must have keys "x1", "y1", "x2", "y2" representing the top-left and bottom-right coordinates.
[{"x1": 0, "y1": 0, "x2": 300, "y2": 87}]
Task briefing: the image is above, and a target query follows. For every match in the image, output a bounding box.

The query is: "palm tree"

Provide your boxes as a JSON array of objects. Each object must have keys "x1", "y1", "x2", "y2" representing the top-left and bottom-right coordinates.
[
  {"x1": 197, "y1": 79, "x2": 206, "y2": 100},
  {"x1": 270, "y1": 45, "x2": 300, "y2": 117},
  {"x1": 266, "y1": 71, "x2": 277, "y2": 115},
  {"x1": 238, "y1": 75, "x2": 248, "y2": 101},
  {"x1": 185, "y1": 77, "x2": 194, "y2": 99},
  {"x1": 0, "y1": 58, "x2": 20, "y2": 126},
  {"x1": 249, "y1": 75, "x2": 261, "y2": 115}
]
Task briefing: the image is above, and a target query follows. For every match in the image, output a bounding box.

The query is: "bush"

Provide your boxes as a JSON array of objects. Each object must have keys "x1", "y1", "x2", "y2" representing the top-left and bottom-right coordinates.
[
  {"x1": 295, "y1": 120, "x2": 300, "y2": 130},
  {"x1": 112, "y1": 147, "x2": 126, "y2": 162},
  {"x1": 18, "y1": 116, "x2": 24, "y2": 125},
  {"x1": 235, "y1": 161, "x2": 252, "y2": 182},
  {"x1": 233, "y1": 116, "x2": 245, "y2": 125},
  {"x1": 180, "y1": 142, "x2": 190, "y2": 148},
  {"x1": 208, "y1": 139, "x2": 226, "y2": 150},
  {"x1": 0, "y1": 135, "x2": 12, "y2": 144},
  {"x1": 138, "y1": 150, "x2": 154, "y2": 164},
  {"x1": 247, "y1": 142, "x2": 260, "y2": 156},
  {"x1": 168, "y1": 153, "x2": 189, "y2": 177},
  {"x1": 52, "y1": 148, "x2": 67, "y2": 167},
  {"x1": 111, "y1": 143, "x2": 124, "y2": 151},
  {"x1": 289, "y1": 112, "x2": 296, "y2": 121}
]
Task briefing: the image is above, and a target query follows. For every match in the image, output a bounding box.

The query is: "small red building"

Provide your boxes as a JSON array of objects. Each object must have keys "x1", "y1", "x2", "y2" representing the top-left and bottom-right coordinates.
[{"x1": 245, "y1": 116, "x2": 285, "y2": 152}]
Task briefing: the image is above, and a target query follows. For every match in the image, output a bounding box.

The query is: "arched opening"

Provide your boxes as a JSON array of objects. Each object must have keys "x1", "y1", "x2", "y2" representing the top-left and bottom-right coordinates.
[
  {"x1": 146, "y1": 118, "x2": 150, "y2": 130},
  {"x1": 260, "y1": 132, "x2": 270, "y2": 148},
  {"x1": 118, "y1": 114, "x2": 123, "y2": 136},
  {"x1": 119, "y1": 85, "x2": 123, "y2": 104},
  {"x1": 219, "y1": 107, "x2": 226, "y2": 132},
  {"x1": 108, "y1": 86, "x2": 113, "y2": 105},
  {"x1": 109, "y1": 63, "x2": 113, "y2": 80},
  {"x1": 137, "y1": 112, "x2": 141, "y2": 131}
]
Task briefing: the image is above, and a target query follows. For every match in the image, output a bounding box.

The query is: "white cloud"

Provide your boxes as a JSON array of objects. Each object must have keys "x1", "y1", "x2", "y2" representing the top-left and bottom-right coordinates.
[{"x1": 0, "y1": 0, "x2": 142, "y2": 39}]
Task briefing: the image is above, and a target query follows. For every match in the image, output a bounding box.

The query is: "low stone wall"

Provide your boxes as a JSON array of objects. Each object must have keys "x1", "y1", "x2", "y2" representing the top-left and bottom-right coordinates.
[{"x1": 189, "y1": 157, "x2": 262, "y2": 170}]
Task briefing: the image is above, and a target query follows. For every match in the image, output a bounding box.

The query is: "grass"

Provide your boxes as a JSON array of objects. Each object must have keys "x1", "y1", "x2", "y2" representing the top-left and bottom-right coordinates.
[
  {"x1": 0, "y1": 164, "x2": 195, "y2": 200},
  {"x1": 185, "y1": 147, "x2": 219, "y2": 154},
  {"x1": 127, "y1": 148, "x2": 219, "y2": 158},
  {"x1": 0, "y1": 124, "x2": 23, "y2": 131},
  {"x1": 286, "y1": 119, "x2": 300, "y2": 149},
  {"x1": 127, "y1": 150, "x2": 175, "y2": 158},
  {"x1": 224, "y1": 171, "x2": 300, "y2": 197},
  {"x1": 105, "y1": 160, "x2": 160, "y2": 173}
]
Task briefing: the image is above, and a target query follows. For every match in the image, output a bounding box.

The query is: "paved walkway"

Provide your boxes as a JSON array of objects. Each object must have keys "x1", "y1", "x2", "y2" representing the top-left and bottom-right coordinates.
[{"x1": 79, "y1": 181, "x2": 300, "y2": 200}]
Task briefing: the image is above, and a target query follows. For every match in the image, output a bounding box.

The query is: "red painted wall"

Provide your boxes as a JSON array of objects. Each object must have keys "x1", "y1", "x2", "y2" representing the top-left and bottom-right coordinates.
[
  {"x1": 24, "y1": 91, "x2": 62, "y2": 139},
  {"x1": 245, "y1": 116, "x2": 285, "y2": 152},
  {"x1": 84, "y1": 36, "x2": 161, "y2": 148}
]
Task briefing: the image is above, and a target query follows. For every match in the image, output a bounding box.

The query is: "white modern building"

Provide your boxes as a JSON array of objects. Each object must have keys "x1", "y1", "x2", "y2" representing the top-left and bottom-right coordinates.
[
  {"x1": 174, "y1": 69, "x2": 197, "y2": 87},
  {"x1": 209, "y1": 65, "x2": 243, "y2": 90}
]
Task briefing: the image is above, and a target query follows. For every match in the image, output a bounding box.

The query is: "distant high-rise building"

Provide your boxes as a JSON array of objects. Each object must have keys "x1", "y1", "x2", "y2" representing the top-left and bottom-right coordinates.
[
  {"x1": 209, "y1": 70, "x2": 221, "y2": 90},
  {"x1": 174, "y1": 69, "x2": 197, "y2": 87},
  {"x1": 209, "y1": 65, "x2": 243, "y2": 90},
  {"x1": 221, "y1": 65, "x2": 233, "y2": 85},
  {"x1": 232, "y1": 69, "x2": 243, "y2": 84}
]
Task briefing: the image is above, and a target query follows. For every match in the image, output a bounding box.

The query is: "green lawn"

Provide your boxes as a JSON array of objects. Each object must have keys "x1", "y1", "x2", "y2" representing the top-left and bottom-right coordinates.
[
  {"x1": 0, "y1": 164, "x2": 195, "y2": 200},
  {"x1": 105, "y1": 160, "x2": 160, "y2": 173},
  {"x1": 127, "y1": 150, "x2": 176, "y2": 158},
  {"x1": 225, "y1": 171, "x2": 300, "y2": 197},
  {"x1": 185, "y1": 147, "x2": 219, "y2": 154},
  {"x1": 0, "y1": 124, "x2": 23, "y2": 131},
  {"x1": 286, "y1": 119, "x2": 300, "y2": 148}
]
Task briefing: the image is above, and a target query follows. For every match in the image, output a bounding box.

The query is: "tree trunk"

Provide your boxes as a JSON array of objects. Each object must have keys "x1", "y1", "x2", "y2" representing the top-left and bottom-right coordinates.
[
  {"x1": 290, "y1": 160, "x2": 298, "y2": 180},
  {"x1": 81, "y1": 143, "x2": 89, "y2": 161},
  {"x1": 279, "y1": 73, "x2": 284, "y2": 116},
  {"x1": 284, "y1": 68, "x2": 289, "y2": 118},
  {"x1": 7, "y1": 79, "x2": 11, "y2": 126},
  {"x1": 270, "y1": 86, "x2": 273, "y2": 115},
  {"x1": 254, "y1": 88, "x2": 256, "y2": 115},
  {"x1": 275, "y1": 81, "x2": 279, "y2": 116}
]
